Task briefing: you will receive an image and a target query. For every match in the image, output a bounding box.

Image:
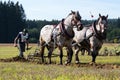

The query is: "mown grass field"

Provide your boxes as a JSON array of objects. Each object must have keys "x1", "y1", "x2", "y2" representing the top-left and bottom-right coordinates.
[{"x1": 0, "y1": 43, "x2": 120, "y2": 80}]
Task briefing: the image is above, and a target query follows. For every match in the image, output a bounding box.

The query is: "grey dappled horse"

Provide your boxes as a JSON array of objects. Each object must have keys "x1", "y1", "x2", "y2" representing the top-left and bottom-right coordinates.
[
  {"x1": 73, "y1": 14, "x2": 108, "y2": 64},
  {"x1": 39, "y1": 11, "x2": 83, "y2": 64}
]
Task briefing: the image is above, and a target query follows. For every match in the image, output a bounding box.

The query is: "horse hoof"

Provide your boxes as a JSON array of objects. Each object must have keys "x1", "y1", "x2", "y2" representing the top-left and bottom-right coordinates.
[
  {"x1": 57, "y1": 63, "x2": 63, "y2": 65},
  {"x1": 65, "y1": 61, "x2": 68, "y2": 65},
  {"x1": 89, "y1": 62, "x2": 96, "y2": 65},
  {"x1": 64, "y1": 61, "x2": 71, "y2": 65},
  {"x1": 75, "y1": 61, "x2": 80, "y2": 64}
]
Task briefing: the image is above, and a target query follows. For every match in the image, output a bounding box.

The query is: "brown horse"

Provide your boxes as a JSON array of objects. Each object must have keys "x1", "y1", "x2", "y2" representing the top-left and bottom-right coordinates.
[
  {"x1": 39, "y1": 11, "x2": 83, "y2": 64},
  {"x1": 73, "y1": 14, "x2": 108, "y2": 64}
]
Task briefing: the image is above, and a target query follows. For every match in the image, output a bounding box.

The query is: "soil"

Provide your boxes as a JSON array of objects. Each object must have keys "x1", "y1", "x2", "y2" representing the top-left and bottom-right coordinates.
[
  {"x1": 0, "y1": 56, "x2": 120, "y2": 69},
  {"x1": 0, "y1": 56, "x2": 28, "y2": 62},
  {"x1": 73, "y1": 63, "x2": 120, "y2": 69},
  {"x1": 0, "y1": 43, "x2": 120, "y2": 69}
]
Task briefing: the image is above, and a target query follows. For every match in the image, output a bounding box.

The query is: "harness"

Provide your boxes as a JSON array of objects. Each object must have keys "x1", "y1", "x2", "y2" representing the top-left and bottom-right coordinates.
[
  {"x1": 51, "y1": 19, "x2": 75, "y2": 48},
  {"x1": 83, "y1": 21, "x2": 104, "y2": 41},
  {"x1": 52, "y1": 19, "x2": 74, "y2": 40},
  {"x1": 60, "y1": 19, "x2": 74, "y2": 39}
]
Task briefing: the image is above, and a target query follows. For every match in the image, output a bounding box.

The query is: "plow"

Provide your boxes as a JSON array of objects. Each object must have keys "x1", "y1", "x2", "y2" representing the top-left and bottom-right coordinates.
[
  {"x1": 27, "y1": 47, "x2": 67, "y2": 63},
  {"x1": 0, "y1": 44, "x2": 120, "y2": 69},
  {"x1": 0, "y1": 44, "x2": 120, "y2": 63},
  {"x1": 27, "y1": 48, "x2": 41, "y2": 62},
  {"x1": 0, "y1": 45, "x2": 67, "y2": 63},
  {"x1": 0, "y1": 43, "x2": 120, "y2": 68}
]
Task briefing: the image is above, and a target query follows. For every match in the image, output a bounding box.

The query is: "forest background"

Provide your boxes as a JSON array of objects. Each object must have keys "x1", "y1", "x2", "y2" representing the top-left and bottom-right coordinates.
[{"x1": 0, "y1": 1, "x2": 120, "y2": 43}]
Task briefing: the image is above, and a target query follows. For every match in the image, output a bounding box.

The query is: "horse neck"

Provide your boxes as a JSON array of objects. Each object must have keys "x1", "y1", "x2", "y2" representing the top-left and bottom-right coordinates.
[
  {"x1": 60, "y1": 15, "x2": 74, "y2": 39},
  {"x1": 64, "y1": 15, "x2": 73, "y2": 31}
]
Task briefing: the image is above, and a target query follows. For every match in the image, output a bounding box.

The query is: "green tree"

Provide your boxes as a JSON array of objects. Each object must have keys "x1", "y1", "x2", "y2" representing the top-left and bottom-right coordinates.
[
  {"x1": 0, "y1": 1, "x2": 27, "y2": 43},
  {"x1": 117, "y1": 17, "x2": 120, "y2": 28}
]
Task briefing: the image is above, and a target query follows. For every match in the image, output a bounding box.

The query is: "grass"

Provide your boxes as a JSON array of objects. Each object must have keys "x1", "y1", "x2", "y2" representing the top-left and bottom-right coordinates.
[
  {"x1": 0, "y1": 62, "x2": 120, "y2": 80},
  {"x1": 0, "y1": 43, "x2": 120, "y2": 80}
]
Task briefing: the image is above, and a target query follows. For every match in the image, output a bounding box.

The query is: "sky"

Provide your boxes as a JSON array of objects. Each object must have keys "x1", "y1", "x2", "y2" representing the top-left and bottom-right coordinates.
[{"x1": 1, "y1": 0, "x2": 120, "y2": 20}]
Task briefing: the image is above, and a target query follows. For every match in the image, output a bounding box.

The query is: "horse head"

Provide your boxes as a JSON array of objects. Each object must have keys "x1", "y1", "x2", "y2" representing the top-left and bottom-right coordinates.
[
  {"x1": 64, "y1": 10, "x2": 83, "y2": 31},
  {"x1": 95, "y1": 14, "x2": 108, "y2": 39}
]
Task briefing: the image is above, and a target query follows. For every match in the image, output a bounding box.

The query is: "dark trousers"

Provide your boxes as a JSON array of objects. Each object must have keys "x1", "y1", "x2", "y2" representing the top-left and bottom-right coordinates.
[{"x1": 18, "y1": 42, "x2": 25, "y2": 57}]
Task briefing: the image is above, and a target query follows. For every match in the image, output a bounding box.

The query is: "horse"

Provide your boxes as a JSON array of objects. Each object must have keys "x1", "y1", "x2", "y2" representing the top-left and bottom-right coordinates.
[
  {"x1": 73, "y1": 14, "x2": 108, "y2": 64},
  {"x1": 39, "y1": 11, "x2": 83, "y2": 64}
]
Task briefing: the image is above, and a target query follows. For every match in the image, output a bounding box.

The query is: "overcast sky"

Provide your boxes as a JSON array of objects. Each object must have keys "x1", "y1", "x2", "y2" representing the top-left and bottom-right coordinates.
[{"x1": 2, "y1": 0, "x2": 120, "y2": 20}]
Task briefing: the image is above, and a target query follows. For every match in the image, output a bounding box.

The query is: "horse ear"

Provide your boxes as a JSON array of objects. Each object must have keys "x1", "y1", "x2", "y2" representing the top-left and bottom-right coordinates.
[
  {"x1": 106, "y1": 15, "x2": 108, "y2": 18},
  {"x1": 71, "y1": 10, "x2": 75, "y2": 14},
  {"x1": 71, "y1": 10, "x2": 73, "y2": 13},
  {"x1": 77, "y1": 11, "x2": 81, "y2": 19},
  {"x1": 77, "y1": 11, "x2": 79, "y2": 15},
  {"x1": 99, "y1": 13, "x2": 101, "y2": 17}
]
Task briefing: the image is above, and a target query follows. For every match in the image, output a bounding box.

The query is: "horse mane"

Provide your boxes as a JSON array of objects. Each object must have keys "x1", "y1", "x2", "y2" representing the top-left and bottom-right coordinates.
[
  {"x1": 96, "y1": 16, "x2": 107, "y2": 23},
  {"x1": 76, "y1": 11, "x2": 81, "y2": 21},
  {"x1": 67, "y1": 11, "x2": 81, "y2": 21}
]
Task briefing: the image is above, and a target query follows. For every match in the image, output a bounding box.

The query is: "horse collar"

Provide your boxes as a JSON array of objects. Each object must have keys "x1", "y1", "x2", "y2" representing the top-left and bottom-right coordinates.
[{"x1": 60, "y1": 19, "x2": 74, "y2": 39}]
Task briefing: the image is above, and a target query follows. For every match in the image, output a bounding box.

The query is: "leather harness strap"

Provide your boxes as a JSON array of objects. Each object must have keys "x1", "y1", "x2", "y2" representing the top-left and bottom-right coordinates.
[
  {"x1": 92, "y1": 21, "x2": 105, "y2": 40},
  {"x1": 60, "y1": 19, "x2": 74, "y2": 39}
]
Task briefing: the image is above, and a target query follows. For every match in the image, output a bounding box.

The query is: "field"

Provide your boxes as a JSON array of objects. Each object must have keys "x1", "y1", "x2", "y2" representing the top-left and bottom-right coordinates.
[{"x1": 0, "y1": 43, "x2": 120, "y2": 80}]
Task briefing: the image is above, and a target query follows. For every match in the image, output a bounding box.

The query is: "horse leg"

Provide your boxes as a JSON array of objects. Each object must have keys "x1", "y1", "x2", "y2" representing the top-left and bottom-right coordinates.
[
  {"x1": 91, "y1": 51, "x2": 95, "y2": 62},
  {"x1": 47, "y1": 47, "x2": 53, "y2": 64},
  {"x1": 81, "y1": 48, "x2": 85, "y2": 55},
  {"x1": 40, "y1": 45, "x2": 45, "y2": 63},
  {"x1": 91, "y1": 51, "x2": 98, "y2": 63},
  {"x1": 90, "y1": 42, "x2": 96, "y2": 63},
  {"x1": 65, "y1": 47, "x2": 73, "y2": 64},
  {"x1": 58, "y1": 47, "x2": 63, "y2": 65},
  {"x1": 74, "y1": 45, "x2": 80, "y2": 64},
  {"x1": 88, "y1": 50, "x2": 91, "y2": 55},
  {"x1": 91, "y1": 47, "x2": 98, "y2": 63}
]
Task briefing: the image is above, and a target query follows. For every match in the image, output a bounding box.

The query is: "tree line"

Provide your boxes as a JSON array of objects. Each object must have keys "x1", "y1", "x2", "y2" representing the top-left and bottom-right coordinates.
[
  {"x1": 0, "y1": 1, "x2": 120, "y2": 43},
  {"x1": 0, "y1": 1, "x2": 27, "y2": 43}
]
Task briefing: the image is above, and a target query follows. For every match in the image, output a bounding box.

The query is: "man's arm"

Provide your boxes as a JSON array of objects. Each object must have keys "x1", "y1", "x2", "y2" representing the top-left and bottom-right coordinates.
[{"x1": 14, "y1": 33, "x2": 20, "y2": 47}]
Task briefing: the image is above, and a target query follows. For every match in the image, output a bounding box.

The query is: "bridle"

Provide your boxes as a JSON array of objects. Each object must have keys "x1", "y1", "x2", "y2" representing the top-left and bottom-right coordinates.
[
  {"x1": 92, "y1": 17, "x2": 108, "y2": 40},
  {"x1": 71, "y1": 13, "x2": 83, "y2": 30},
  {"x1": 97, "y1": 17, "x2": 108, "y2": 33}
]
